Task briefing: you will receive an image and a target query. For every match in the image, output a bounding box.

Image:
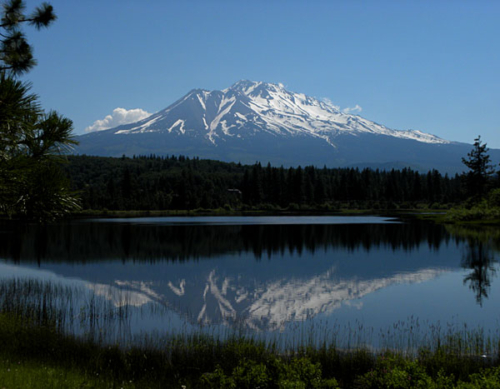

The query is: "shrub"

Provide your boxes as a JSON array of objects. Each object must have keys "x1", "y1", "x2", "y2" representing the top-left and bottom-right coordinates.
[
  {"x1": 355, "y1": 354, "x2": 433, "y2": 388},
  {"x1": 456, "y1": 366, "x2": 500, "y2": 388},
  {"x1": 200, "y1": 360, "x2": 270, "y2": 389},
  {"x1": 200, "y1": 356, "x2": 340, "y2": 389},
  {"x1": 488, "y1": 189, "x2": 500, "y2": 207}
]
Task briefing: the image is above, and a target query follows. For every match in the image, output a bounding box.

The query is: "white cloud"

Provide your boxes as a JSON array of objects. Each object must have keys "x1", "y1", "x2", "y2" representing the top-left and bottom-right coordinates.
[
  {"x1": 322, "y1": 98, "x2": 340, "y2": 111},
  {"x1": 84, "y1": 108, "x2": 152, "y2": 132},
  {"x1": 343, "y1": 105, "x2": 363, "y2": 114},
  {"x1": 322, "y1": 98, "x2": 362, "y2": 115}
]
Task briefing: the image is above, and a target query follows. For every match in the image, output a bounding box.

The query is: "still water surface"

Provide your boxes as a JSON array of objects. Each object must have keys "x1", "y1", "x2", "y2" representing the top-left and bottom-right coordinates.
[{"x1": 1, "y1": 216, "x2": 499, "y2": 349}]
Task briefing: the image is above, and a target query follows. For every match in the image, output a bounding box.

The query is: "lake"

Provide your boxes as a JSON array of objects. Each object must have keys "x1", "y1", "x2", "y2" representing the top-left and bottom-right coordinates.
[{"x1": 1, "y1": 216, "x2": 499, "y2": 352}]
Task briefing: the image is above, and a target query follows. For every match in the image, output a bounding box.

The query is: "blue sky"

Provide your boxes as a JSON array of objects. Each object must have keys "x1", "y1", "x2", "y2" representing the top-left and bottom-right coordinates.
[{"x1": 22, "y1": 0, "x2": 500, "y2": 148}]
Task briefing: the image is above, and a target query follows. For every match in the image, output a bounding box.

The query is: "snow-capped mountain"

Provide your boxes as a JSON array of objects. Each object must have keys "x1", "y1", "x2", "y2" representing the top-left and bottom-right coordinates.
[
  {"x1": 111, "y1": 80, "x2": 447, "y2": 145},
  {"x1": 76, "y1": 80, "x2": 498, "y2": 173}
]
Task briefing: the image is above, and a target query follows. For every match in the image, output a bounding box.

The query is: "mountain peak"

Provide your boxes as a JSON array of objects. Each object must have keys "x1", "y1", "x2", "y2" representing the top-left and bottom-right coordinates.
[
  {"x1": 225, "y1": 80, "x2": 286, "y2": 95},
  {"x1": 100, "y1": 80, "x2": 450, "y2": 147},
  {"x1": 76, "y1": 80, "x2": 477, "y2": 173}
]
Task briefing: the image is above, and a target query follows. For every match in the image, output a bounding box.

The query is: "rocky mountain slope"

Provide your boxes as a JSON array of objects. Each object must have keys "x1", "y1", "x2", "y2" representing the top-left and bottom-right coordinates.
[{"x1": 76, "y1": 81, "x2": 499, "y2": 173}]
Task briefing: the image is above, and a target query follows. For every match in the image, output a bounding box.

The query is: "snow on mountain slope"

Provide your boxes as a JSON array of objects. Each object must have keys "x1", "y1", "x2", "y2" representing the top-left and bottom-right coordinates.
[
  {"x1": 77, "y1": 80, "x2": 489, "y2": 173},
  {"x1": 108, "y1": 80, "x2": 450, "y2": 147},
  {"x1": 89, "y1": 266, "x2": 447, "y2": 331}
]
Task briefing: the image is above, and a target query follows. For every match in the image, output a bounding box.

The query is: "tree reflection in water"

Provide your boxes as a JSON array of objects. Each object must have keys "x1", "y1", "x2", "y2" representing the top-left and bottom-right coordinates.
[
  {"x1": 2, "y1": 218, "x2": 500, "y2": 309},
  {"x1": 462, "y1": 239, "x2": 497, "y2": 307},
  {"x1": 0, "y1": 219, "x2": 450, "y2": 264}
]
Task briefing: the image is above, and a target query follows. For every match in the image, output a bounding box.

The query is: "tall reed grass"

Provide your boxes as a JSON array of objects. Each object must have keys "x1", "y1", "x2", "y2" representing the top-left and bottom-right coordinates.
[
  {"x1": 1, "y1": 277, "x2": 499, "y2": 359},
  {"x1": 2, "y1": 277, "x2": 500, "y2": 387}
]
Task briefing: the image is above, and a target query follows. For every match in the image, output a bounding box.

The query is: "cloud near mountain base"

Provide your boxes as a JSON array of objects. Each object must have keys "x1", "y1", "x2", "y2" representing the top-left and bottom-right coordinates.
[{"x1": 85, "y1": 108, "x2": 152, "y2": 132}]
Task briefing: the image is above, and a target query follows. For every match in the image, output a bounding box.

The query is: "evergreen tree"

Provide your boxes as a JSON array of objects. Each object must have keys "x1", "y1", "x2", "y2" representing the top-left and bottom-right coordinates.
[
  {"x1": 63, "y1": 154, "x2": 467, "y2": 211},
  {"x1": 250, "y1": 163, "x2": 264, "y2": 205},
  {"x1": 1, "y1": 0, "x2": 56, "y2": 75},
  {"x1": 0, "y1": 75, "x2": 79, "y2": 220},
  {"x1": 462, "y1": 136, "x2": 496, "y2": 199},
  {"x1": 0, "y1": 1, "x2": 78, "y2": 221}
]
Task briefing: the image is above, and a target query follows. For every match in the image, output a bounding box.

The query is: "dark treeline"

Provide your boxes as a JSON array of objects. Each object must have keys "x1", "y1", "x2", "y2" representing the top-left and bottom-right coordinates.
[
  {"x1": 65, "y1": 155, "x2": 468, "y2": 211},
  {"x1": 0, "y1": 220, "x2": 455, "y2": 264}
]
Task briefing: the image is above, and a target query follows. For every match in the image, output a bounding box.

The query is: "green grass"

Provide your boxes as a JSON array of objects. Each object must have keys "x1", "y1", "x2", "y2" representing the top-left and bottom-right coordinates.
[
  {"x1": 416, "y1": 191, "x2": 500, "y2": 225},
  {"x1": 2, "y1": 308, "x2": 500, "y2": 388},
  {"x1": 0, "y1": 358, "x2": 135, "y2": 389},
  {"x1": 3, "y1": 273, "x2": 500, "y2": 387},
  {"x1": 2, "y1": 277, "x2": 500, "y2": 388},
  {"x1": 445, "y1": 205, "x2": 500, "y2": 224},
  {"x1": 412, "y1": 206, "x2": 500, "y2": 226},
  {"x1": 69, "y1": 202, "x2": 450, "y2": 219}
]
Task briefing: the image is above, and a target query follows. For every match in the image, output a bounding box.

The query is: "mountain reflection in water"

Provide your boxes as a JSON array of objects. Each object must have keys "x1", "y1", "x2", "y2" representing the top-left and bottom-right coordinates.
[{"x1": 0, "y1": 217, "x2": 498, "y2": 337}]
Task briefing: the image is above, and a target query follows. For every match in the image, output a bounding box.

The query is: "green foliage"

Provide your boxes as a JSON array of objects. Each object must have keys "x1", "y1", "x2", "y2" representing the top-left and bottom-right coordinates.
[
  {"x1": 418, "y1": 348, "x2": 488, "y2": 384},
  {"x1": 356, "y1": 354, "x2": 434, "y2": 388},
  {"x1": 0, "y1": 359, "x2": 135, "y2": 389},
  {"x1": 1, "y1": 0, "x2": 57, "y2": 76},
  {"x1": 456, "y1": 367, "x2": 500, "y2": 388},
  {"x1": 462, "y1": 136, "x2": 497, "y2": 200},
  {"x1": 488, "y1": 189, "x2": 500, "y2": 207},
  {"x1": 65, "y1": 155, "x2": 466, "y2": 212},
  {"x1": 446, "y1": 201, "x2": 500, "y2": 222},
  {"x1": 0, "y1": 76, "x2": 80, "y2": 221},
  {"x1": 4, "y1": 307, "x2": 500, "y2": 388},
  {"x1": 275, "y1": 357, "x2": 339, "y2": 388},
  {"x1": 0, "y1": 1, "x2": 78, "y2": 222},
  {"x1": 353, "y1": 352, "x2": 500, "y2": 389},
  {"x1": 200, "y1": 357, "x2": 339, "y2": 389},
  {"x1": 201, "y1": 360, "x2": 270, "y2": 389},
  {"x1": 447, "y1": 185, "x2": 500, "y2": 223},
  {"x1": 356, "y1": 351, "x2": 500, "y2": 388}
]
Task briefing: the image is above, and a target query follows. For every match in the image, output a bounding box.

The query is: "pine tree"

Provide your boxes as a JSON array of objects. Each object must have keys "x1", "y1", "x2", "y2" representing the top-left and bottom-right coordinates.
[
  {"x1": 0, "y1": 1, "x2": 79, "y2": 221},
  {"x1": 462, "y1": 136, "x2": 496, "y2": 200},
  {"x1": 1, "y1": 0, "x2": 56, "y2": 75}
]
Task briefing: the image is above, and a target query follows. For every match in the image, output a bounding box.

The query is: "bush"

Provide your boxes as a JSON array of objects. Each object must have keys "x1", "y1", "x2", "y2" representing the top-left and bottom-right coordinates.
[
  {"x1": 446, "y1": 201, "x2": 500, "y2": 222},
  {"x1": 355, "y1": 354, "x2": 433, "y2": 388},
  {"x1": 456, "y1": 367, "x2": 500, "y2": 388},
  {"x1": 201, "y1": 360, "x2": 270, "y2": 389},
  {"x1": 488, "y1": 189, "x2": 500, "y2": 207},
  {"x1": 200, "y1": 356, "x2": 339, "y2": 389}
]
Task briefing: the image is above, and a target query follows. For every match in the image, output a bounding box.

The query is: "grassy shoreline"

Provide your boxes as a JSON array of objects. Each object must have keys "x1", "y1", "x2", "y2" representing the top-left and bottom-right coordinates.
[
  {"x1": 2, "y1": 311, "x2": 500, "y2": 388},
  {"x1": 2, "y1": 277, "x2": 500, "y2": 387},
  {"x1": 70, "y1": 207, "x2": 500, "y2": 228},
  {"x1": 4, "y1": 203, "x2": 499, "y2": 226}
]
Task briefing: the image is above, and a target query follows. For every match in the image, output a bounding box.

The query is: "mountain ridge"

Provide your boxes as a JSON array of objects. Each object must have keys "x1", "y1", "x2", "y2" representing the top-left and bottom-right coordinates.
[
  {"x1": 106, "y1": 80, "x2": 450, "y2": 145},
  {"x1": 76, "y1": 80, "x2": 499, "y2": 173}
]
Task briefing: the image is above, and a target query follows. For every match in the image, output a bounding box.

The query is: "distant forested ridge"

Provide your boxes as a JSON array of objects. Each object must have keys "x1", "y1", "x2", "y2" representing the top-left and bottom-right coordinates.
[{"x1": 63, "y1": 155, "x2": 475, "y2": 211}]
